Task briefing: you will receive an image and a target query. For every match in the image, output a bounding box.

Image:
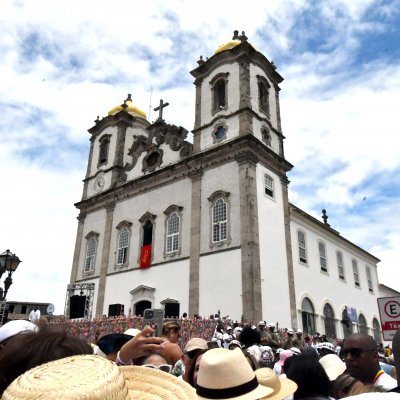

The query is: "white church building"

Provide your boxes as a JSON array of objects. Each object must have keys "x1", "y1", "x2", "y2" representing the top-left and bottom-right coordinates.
[{"x1": 68, "y1": 31, "x2": 385, "y2": 341}]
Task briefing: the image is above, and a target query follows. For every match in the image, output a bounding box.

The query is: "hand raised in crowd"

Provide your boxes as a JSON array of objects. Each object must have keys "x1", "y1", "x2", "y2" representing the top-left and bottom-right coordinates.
[{"x1": 118, "y1": 326, "x2": 165, "y2": 364}]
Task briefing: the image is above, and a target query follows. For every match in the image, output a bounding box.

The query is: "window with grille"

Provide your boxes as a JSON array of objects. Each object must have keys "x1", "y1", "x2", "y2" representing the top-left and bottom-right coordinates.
[
  {"x1": 212, "y1": 198, "x2": 227, "y2": 242},
  {"x1": 98, "y1": 135, "x2": 111, "y2": 166},
  {"x1": 319, "y1": 241, "x2": 327, "y2": 272},
  {"x1": 366, "y1": 267, "x2": 373, "y2": 293},
  {"x1": 264, "y1": 174, "x2": 274, "y2": 198},
  {"x1": 85, "y1": 236, "x2": 96, "y2": 273},
  {"x1": 298, "y1": 230, "x2": 307, "y2": 264},
  {"x1": 358, "y1": 314, "x2": 368, "y2": 334},
  {"x1": 117, "y1": 227, "x2": 129, "y2": 265},
  {"x1": 337, "y1": 251, "x2": 345, "y2": 280},
  {"x1": 352, "y1": 259, "x2": 360, "y2": 287},
  {"x1": 166, "y1": 212, "x2": 180, "y2": 253}
]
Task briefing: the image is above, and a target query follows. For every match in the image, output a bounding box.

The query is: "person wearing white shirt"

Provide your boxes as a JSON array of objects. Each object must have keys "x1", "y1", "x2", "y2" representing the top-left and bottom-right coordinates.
[{"x1": 29, "y1": 307, "x2": 41, "y2": 323}]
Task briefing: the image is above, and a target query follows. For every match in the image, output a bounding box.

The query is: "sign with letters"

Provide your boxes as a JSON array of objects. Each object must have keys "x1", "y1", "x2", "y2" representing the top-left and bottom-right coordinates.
[{"x1": 377, "y1": 296, "x2": 400, "y2": 341}]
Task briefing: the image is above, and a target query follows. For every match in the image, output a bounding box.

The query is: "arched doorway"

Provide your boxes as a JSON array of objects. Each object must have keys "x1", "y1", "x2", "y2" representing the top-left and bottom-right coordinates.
[
  {"x1": 301, "y1": 297, "x2": 316, "y2": 334},
  {"x1": 342, "y1": 308, "x2": 353, "y2": 338},
  {"x1": 135, "y1": 300, "x2": 151, "y2": 316},
  {"x1": 323, "y1": 303, "x2": 336, "y2": 339},
  {"x1": 372, "y1": 318, "x2": 381, "y2": 343},
  {"x1": 358, "y1": 313, "x2": 368, "y2": 335}
]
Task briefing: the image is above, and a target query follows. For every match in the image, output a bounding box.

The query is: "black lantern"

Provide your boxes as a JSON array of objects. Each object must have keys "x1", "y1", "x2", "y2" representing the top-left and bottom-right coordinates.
[{"x1": 0, "y1": 250, "x2": 22, "y2": 301}]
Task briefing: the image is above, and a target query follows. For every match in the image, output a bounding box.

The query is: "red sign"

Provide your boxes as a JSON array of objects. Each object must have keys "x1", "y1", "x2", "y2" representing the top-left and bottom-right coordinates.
[
  {"x1": 377, "y1": 297, "x2": 400, "y2": 341},
  {"x1": 140, "y1": 245, "x2": 152, "y2": 269}
]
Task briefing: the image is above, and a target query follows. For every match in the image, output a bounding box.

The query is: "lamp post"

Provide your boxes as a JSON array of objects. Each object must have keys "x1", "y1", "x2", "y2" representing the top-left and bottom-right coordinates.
[{"x1": 0, "y1": 249, "x2": 22, "y2": 301}]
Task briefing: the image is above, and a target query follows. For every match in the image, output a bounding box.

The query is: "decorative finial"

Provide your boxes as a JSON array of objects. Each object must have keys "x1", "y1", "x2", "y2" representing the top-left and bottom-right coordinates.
[
  {"x1": 271, "y1": 61, "x2": 277, "y2": 70},
  {"x1": 121, "y1": 101, "x2": 128, "y2": 110},
  {"x1": 197, "y1": 55, "x2": 205, "y2": 66},
  {"x1": 94, "y1": 116, "x2": 100, "y2": 124},
  {"x1": 240, "y1": 31, "x2": 248, "y2": 42},
  {"x1": 232, "y1": 30, "x2": 239, "y2": 40},
  {"x1": 322, "y1": 209, "x2": 330, "y2": 226},
  {"x1": 126, "y1": 93, "x2": 132, "y2": 101}
]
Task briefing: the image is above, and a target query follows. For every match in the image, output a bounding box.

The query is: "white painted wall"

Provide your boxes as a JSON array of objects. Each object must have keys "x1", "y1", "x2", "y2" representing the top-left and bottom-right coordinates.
[
  {"x1": 103, "y1": 258, "x2": 190, "y2": 316},
  {"x1": 257, "y1": 165, "x2": 292, "y2": 328},
  {"x1": 199, "y1": 248, "x2": 242, "y2": 320},
  {"x1": 290, "y1": 214, "x2": 381, "y2": 337}
]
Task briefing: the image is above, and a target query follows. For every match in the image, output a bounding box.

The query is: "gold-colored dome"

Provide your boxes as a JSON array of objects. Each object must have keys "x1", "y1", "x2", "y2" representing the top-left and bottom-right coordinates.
[
  {"x1": 108, "y1": 94, "x2": 147, "y2": 119},
  {"x1": 215, "y1": 39, "x2": 242, "y2": 54}
]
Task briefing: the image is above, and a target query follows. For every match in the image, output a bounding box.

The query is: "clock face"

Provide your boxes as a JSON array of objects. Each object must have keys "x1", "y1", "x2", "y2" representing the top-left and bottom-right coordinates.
[{"x1": 93, "y1": 174, "x2": 105, "y2": 192}]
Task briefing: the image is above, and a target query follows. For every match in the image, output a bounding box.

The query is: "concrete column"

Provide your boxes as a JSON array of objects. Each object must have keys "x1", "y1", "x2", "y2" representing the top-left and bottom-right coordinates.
[
  {"x1": 237, "y1": 153, "x2": 262, "y2": 323},
  {"x1": 96, "y1": 202, "x2": 115, "y2": 317},
  {"x1": 193, "y1": 78, "x2": 203, "y2": 153},
  {"x1": 188, "y1": 169, "x2": 202, "y2": 316},
  {"x1": 69, "y1": 213, "x2": 86, "y2": 283}
]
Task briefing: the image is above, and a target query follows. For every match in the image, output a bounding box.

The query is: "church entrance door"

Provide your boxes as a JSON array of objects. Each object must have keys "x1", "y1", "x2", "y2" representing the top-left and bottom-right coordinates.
[{"x1": 135, "y1": 300, "x2": 151, "y2": 316}]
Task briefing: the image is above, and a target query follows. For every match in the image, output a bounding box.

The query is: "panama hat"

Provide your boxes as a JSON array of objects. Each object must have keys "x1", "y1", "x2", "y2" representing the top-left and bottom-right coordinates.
[
  {"x1": 2, "y1": 354, "x2": 196, "y2": 400},
  {"x1": 319, "y1": 354, "x2": 346, "y2": 381},
  {"x1": 196, "y1": 348, "x2": 273, "y2": 400},
  {"x1": 256, "y1": 368, "x2": 298, "y2": 400}
]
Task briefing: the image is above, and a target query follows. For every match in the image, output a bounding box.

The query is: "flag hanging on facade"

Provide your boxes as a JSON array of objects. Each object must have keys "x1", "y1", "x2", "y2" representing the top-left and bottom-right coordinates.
[{"x1": 140, "y1": 245, "x2": 152, "y2": 269}]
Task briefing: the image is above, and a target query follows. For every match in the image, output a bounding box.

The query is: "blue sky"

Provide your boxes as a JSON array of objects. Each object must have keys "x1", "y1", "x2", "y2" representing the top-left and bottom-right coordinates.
[{"x1": 1, "y1": 0, "x2": 399, "y2": 314}]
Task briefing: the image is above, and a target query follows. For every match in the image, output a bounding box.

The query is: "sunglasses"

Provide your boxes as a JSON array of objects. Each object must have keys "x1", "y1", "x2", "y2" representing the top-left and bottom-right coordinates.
[
  {"x1": 142, "y1": 364, "x2": 172, "y2": 373},
  {"x1": 342, "y1": 348, "x2": 376, "y2": 358}
]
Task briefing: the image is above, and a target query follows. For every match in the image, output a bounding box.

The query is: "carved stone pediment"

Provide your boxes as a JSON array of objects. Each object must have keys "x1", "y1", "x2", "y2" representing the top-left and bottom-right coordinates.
[{"x1": 123, "y1": 120, "x2": 193, "y2": 173}]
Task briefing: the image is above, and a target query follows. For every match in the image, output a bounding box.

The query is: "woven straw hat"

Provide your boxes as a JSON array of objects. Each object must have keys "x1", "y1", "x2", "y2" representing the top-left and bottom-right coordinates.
[
  {"x1": 255, "y1": 368, "x2": 298, "y2": 400},
  {"x1": 196, "y1": 348, "x2": 273, "y2": 400},
  {"x1": 2, "y1": 354, "x2": 196, "y2": 400}
]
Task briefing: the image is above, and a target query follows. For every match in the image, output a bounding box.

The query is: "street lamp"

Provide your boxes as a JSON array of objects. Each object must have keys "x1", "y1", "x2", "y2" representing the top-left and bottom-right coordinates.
[{"x1": 0, "y1": 250, "x2": 22, "y2": 301}]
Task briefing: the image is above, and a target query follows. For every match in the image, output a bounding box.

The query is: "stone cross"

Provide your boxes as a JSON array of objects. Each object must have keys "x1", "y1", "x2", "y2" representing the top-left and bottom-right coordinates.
[{"x1": 154, "y1": 99, "x2": 169, "y2": 120}]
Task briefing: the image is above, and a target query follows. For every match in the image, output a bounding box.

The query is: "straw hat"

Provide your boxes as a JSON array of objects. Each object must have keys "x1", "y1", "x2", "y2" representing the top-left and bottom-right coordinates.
[
  {"x1": 184, "y1": 337, "x2": 208, "y2": 353},
  {"x1": 2, "y1": 354, "x2": 196, "y2": 400},
  {"x1": 196, "y1": 348, "x2": 273, "y2": 400},
  {"x1": 256, "y1": 368, "x2": 298, "y2": 400},
  {"x1": 319, "y1": 354, "x2": 346, "y2": 381}
]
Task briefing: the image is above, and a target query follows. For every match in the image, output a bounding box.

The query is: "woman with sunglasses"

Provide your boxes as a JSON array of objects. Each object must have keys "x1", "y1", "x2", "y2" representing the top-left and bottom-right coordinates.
[{"x1": 139, "y1": 353, "x2": 173, "y2": 373}]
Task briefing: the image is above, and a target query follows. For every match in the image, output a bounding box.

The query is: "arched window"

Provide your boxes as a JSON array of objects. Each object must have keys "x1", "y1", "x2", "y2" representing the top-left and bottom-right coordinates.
[
  {"x1": 84, "y1": 233, "x2": 98, "y2": 274},
  {"x1": 323, "y1": 303, "x2": 336, "y2": 339},
  {"x1": 342, "y1": 308, "x2": 353, "y2": 338},
  {"x1": 166, "y1": 212, "x2": 180, "y2": 253},
  {"x1": 301, "y1": 297, "x2": 316, "y2": 334},
  {"x1": 372, "y1": 318, "x2": 381, "y2": 343},
  {"x1": 256, "y1": 75, "x2": 271, "y2": 116},
  {"x1": 117, "y1": 227, "x2": 129, "y2": 265},
  {"x1": 98, "y1": 134, "x2": 111, "y2": 167},
  {"x1": 337, "y1": 251, "x2": 345, "y2": 281},
  {"x1": 319, "y1": 241, "x2": 328, "y2": 273},
  {"x1": 366, "y1": 267, "x2": 374, "y2": 293},
  {"x1": 261, "y1": 127, "x2": 271, "y2": 147},
  {"x1": 210, "y1": 72, "x2": 229, "y2": 114},
  {"x1": 297, "y1": 230, "x2": 307, "y2": 264},
  {"x1": 358, "y1": 314, "x2": 368, "y2": 335},
  {"x1": 352, "y1": 259, "x2": 360, "y2": 287},
  {"x1": 139, "y1": 212, "x2": 156, "y2": 268},
  {"x1": 213, "y1": 199, "x2": 227, "y2": 242}
]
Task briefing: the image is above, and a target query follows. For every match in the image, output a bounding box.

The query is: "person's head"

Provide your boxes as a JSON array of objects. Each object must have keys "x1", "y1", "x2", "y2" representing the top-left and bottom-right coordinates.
[
  {"x1": 228, "y1": 340, "x2": 242, "y2": 350},
  {"x1": 162, "y1": 321, "x2": 181, "y2": 343},
  {"x1": 187, "y1": 349, "x2": 208, "y2": 388},
  {"x1": 332, "y1": 373, "x2": 365, "y2": 399},
  {"x1": 0, "y1": 320, "x2": 38, "y2": 350},
  {"x1": 342, "y1": 333, "x2": 379, "y2": 384},
  {"x1": 182, "y1": 312, "x2": 188, "y2": 318},
  {"x1": 258, "y1": 321, "x2": 266, "y2": 331},
  {"x1": 0, "y1": 327, "x2": 93, "y2": 396},
  {"x1": 97, "y1": 333, "x2": 133, "y2": 361},
  {"x1": 140, "y1": 353, "x2": 172, "y2": 373},
  {"x1": 239, "y1": 325, "x2": 261, "y2": 347},
  {"x1": 183, "y1": 338, "x2": 208, "y2": 373},
  {"x1": 318, "y1": 341, "x2": 335, "y2": 358},
  {"x1": 285, "y1": 354, "x2": 331, "y2": 399},
  {"x1": 268, "y1": 323, "x2": 275, "y2": 332}
]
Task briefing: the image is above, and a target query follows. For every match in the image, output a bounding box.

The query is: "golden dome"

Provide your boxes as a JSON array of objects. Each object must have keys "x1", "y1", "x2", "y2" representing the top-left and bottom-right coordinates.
[
  {"x1": 108, "y1": 94, "x2": 147, "y2": 119},
  {"x1": 215, "y1": 39, "x2": 242, "y2": 54}
]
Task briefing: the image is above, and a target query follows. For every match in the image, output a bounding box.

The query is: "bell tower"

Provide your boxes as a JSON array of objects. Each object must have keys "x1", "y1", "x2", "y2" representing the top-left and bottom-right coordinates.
[{"x1": 190, "y1": 30, "x2": 285, "y2": 159}]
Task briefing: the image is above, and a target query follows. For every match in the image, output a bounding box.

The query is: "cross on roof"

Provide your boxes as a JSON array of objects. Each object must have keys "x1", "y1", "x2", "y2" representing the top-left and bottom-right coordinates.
[{"x1": 154, "y1": 99, "x2": 169, "y2": 120}]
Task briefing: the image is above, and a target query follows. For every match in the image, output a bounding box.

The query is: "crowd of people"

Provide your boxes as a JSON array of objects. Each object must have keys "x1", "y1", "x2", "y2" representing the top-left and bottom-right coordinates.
[{"x1": 0, "y1": 315, "x2": 399, "y2": 399}]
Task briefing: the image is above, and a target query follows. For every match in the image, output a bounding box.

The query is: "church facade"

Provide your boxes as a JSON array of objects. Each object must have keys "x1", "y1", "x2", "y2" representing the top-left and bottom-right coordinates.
[{"x1": 69, "y1": 31, "x2": 383, "y2": 341}]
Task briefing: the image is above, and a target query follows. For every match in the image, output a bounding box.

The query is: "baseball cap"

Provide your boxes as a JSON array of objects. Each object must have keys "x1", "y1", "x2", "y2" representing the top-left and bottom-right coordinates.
[{"x1": 184, "y1": 338, "x2": 208, "y2": 353}]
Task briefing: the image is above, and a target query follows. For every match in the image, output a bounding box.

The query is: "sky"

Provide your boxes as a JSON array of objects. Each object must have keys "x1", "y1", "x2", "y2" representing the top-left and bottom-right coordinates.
[{"x1": 1, "y1": 0, "x2": 399, "y2": 315}]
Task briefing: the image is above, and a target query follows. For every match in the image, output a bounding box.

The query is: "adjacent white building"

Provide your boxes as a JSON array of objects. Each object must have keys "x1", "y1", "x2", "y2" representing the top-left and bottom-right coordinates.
[{"x1": 68, "y1": 31, "x2": 391, "y2": 341}]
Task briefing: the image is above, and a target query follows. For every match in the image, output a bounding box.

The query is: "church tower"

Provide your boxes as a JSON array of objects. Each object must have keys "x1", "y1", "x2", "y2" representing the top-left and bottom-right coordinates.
[{"x1": 69, "y1": 31, "x2": 296, "y2": 327}]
